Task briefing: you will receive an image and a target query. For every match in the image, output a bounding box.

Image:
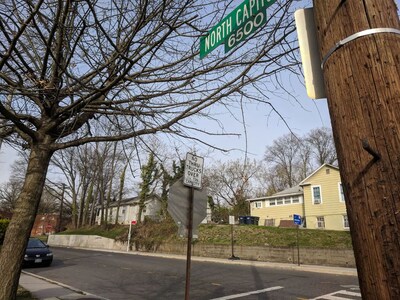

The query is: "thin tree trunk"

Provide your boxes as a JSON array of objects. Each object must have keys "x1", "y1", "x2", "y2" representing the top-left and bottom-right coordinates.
[
  {"x1": 71, "y1": 190, "x2": 78, "y2": 229},
  {"x1": 115, "y1": 164, "x2": 127, "y2": 225},
  {"x1": 58, "y1": 184, "x2": 65, "y2": 232},
  {"x1": 105, "y1": 142, "x2": 118, "y2": 224},
  {"x1": 89, "y1": 186, "x2": 100, "y2": 226},
  {"x1": 0, "y1": 146, "x2": 53, "y2": 300},
  {"x1": 83, "y1": 181, "x2": 94, "y2": 226},
  {"x1": 99, "y1": 176, "x2": 105, "y2": 226},
  {"x1": 77, "y1": 183, "x2": 88, "y2": 228},
  {"x1": 138, "y1": 197, "x2": 146, "y2": 224}
]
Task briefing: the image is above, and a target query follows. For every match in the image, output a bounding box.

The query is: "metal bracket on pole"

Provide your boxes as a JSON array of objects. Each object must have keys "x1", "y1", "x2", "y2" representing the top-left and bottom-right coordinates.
[
  {"x1": 321, "y1": 28, "x2": 400, "y2": 69},
  {"x1": 362, "y1": 139, "x2": 381, "y2": 161}
]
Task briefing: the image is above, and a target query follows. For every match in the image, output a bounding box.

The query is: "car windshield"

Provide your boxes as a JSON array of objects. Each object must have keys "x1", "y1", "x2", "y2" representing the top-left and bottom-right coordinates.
[{"x1": 27, "y1": 239, "x2": 47, "y2": 248}]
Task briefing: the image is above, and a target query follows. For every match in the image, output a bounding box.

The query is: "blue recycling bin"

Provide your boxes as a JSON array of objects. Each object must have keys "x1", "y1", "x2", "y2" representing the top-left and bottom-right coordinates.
[
  {"x1": 240, "y1": 216, "x2": 259, "y2": 225},
  {"x1": 247, "y1": 216, "x2": 259, "y2": 225}
]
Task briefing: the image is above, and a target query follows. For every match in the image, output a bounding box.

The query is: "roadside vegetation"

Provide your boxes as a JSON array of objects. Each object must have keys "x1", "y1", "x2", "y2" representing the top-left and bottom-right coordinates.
[
  {"x1": 58, "y1": 219, "x2": 353, "y2": 250},
  {"x1": 16, "y1": 287, "x2": 36, "y2": 300}
]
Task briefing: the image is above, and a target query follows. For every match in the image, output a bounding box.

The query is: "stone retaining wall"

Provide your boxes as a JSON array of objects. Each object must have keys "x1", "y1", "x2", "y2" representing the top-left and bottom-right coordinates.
[
  {"x1": 48, "y1": 235, "x2": 355, "y2": 268},
  {"x1": 158, "y1": 242, "x2": 355, "y2": 267}
]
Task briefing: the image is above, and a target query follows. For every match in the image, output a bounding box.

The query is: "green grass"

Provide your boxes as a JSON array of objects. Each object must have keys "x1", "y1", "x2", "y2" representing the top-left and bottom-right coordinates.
[
  {"x1": 55, "y1": 221, "x2": 353, "y2": 249},
  {"x1": 59, "y1": 224, "x2": 128, "y2": 240},
  {"x1": 198, "y1": 224, "x2": 353, "y2": 249}
]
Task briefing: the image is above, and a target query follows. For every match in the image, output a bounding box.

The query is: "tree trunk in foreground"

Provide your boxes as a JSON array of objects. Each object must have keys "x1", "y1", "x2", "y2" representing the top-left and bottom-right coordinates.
[
  {"x1": 313, "y1": 0, "x2": 400, "y2": 298},
  {"x1": 0, "y1": 147, "x2": 52, "y2": 300}
]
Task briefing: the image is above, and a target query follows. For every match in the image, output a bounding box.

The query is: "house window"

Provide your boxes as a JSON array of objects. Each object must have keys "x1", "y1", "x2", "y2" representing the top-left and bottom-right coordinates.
[
  {"x1": 269, "y1": 200, "x2": 276, "y2": 206},
  {"x1": 339, "y1": 183, "x2": 345, "y2": 202},
  {"x1": 317, "y1": 216, "x2": 325, "y2": 228},
  {"x1": 326, "y1": 168, "x2": 330, "y2": 174},
  {"x1": 276, "y1": 199, "x2": 283, "y2": 205},
  {"x1": 284, "y1": 198, "x2": 291, "y2": 204},
  {"x1": 343, "y1": 215, "x2": 349, "y2": 229},
  {"x1": 264, "y1": 219, "x2": 275, "y2": 226},
  {"x1": 312, "y1": 186, "x2": 322, "y2": 204},
  {"x1": 254, "y1": 201, "x2": 262, "y2": 209},
  {"x1": 292, "y1": 197, "x2": 300, "y2": 204}
]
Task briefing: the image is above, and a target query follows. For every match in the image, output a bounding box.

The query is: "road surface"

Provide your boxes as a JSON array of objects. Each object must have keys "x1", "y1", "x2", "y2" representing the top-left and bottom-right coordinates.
[{"x1": 24, "y1": 247, "x2": 360, "y2": 299}]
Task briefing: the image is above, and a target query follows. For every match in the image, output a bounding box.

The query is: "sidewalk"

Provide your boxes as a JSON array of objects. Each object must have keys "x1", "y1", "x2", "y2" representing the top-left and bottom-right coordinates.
[
  {"x1": 19, "y1": 249, "x2": 357, "y2": 300},
  {"x1": 19, "y1": 272, "x2": 108, "y2": 300}
]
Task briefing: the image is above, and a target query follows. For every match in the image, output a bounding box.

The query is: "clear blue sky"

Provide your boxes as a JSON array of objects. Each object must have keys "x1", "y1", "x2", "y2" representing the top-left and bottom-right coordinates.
[
  {"x1": 190, "y1": 77, "x2": 331, "y2": 166},
  {"x1": 0, "y1": 146, "x2": 17, "y2": 183}
]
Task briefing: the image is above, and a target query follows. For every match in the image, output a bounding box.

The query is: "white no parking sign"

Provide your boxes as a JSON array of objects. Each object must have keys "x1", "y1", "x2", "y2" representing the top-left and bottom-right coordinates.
[{"x1": 183, "y1": 153, "x2": 204, "y2": 189}]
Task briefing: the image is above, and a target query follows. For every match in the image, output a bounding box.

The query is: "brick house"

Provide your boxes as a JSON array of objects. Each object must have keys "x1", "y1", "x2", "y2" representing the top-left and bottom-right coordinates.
[{"x1": 31, "y1": 214, "x2": 60, "y2": 236}]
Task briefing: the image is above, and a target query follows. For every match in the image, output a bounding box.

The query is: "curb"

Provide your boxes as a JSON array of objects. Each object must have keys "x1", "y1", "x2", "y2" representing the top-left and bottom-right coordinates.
[{"x1": 59, "y1": 246, "x2": 358, "y2": 277}]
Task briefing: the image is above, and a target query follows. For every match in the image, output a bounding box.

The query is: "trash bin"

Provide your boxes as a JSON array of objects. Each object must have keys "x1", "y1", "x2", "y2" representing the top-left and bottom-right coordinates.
[
  {"x1": 240, "y1": 216, "x2": 260, "y2": 225},
  {"x1": 252, "y1": 216, "x2": 260, "y2": 225}
]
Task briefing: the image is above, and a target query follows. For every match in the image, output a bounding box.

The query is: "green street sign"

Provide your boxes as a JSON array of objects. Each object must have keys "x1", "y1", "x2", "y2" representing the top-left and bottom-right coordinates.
[
  {"x1": 225, "y1": 10, "x2": 267, "y2": 53},
  {"x1": 200, "y1": 0, "x2": 276, "y2": 59}
]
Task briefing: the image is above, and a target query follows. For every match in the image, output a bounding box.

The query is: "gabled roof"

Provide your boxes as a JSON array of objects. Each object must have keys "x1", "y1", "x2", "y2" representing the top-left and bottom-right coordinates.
[
  {"x1": 247, "y1": 185, "x2": 303, "y2": 202},
  {"x1": 299, "y1": 163, "x2": 339, "y2": 186},
  {"x1": 247, "y1": 164, "x2": 340, "y2": 202},
  {"x1": 100, "y1": 195, "x2": 159, "y2": 208},
  {"x1": 108, "y1": 196, "x2": 139, "y2": 207}
]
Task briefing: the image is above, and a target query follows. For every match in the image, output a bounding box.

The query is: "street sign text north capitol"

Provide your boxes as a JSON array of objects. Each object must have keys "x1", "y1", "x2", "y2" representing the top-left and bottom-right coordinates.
[{"x1": 200, "y1": 0, "x2": 276, "y2": 58}]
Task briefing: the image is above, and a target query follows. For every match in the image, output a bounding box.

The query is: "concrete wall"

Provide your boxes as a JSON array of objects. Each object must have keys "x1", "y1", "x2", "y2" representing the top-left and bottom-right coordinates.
[
  {"x1": 158, "y1": 242, "x2": 355, "y2": 268},
  {"x1": 48, "y1": 234, "x2": 126, "y2": 251},
  {"x1": 47, "y1": 234, "x2": 355, "y2": 268}
]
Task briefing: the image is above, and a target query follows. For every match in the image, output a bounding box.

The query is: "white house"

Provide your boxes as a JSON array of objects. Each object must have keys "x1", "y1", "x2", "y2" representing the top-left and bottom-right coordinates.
[{"x1": 95, "y1": 195, "x2": 160, "y2": 225}]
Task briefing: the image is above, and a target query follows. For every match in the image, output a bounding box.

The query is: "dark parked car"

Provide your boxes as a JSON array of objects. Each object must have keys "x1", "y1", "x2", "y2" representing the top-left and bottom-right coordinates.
[{"x1": 23, "y1": 237, "x2": 53, "y2": 267}]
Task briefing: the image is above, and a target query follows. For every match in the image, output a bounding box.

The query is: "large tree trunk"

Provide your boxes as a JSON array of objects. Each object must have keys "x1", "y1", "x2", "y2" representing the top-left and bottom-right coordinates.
[
  {"x1": 313, "y1": 0, "x2": 400, "y2": 298},
  {"x1": 0, "y1": 146, "x2": 53, "y2": 300}
]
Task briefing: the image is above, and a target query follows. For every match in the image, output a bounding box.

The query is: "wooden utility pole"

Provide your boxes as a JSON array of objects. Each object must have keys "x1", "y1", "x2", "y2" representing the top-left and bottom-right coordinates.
[{"x1": 313, "y1": 1, "x2": 400, "y2": 298}]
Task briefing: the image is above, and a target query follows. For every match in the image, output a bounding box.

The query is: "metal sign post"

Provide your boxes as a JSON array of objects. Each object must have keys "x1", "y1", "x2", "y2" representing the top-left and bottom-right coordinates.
[
  {"x1": 182, "y1": 153, "x2": 204, "y2": 300},
  {"x1": 293, "y1": 214, "x2": 301, "y2": 266},
  {"x1": 296, "y1": 225, "x2": 300, "y2": 266},
  {"x1": 185, "y1": 187, "x2": 194, "y2": 300},
  {"x1": 127, "y1": 220, "x2": 137, "y2": 252},
  {"x1": 229, "y1": 215, "x2": 239, "y2": 260}
]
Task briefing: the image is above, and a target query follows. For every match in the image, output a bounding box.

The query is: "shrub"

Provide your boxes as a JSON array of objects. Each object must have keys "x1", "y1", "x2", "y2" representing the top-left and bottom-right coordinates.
[{"x1": 0, "y1": 219, "x2": 10, "y2": 245}]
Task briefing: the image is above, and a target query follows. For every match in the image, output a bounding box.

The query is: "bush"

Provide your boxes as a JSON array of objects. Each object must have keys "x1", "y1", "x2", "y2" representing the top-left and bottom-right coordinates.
[
  {"x1": 0, "y1": 219, "x2": 10, "y2": 245},
  {"x1": 129, "y1": 218, "x2": 177, "y2": 251}
]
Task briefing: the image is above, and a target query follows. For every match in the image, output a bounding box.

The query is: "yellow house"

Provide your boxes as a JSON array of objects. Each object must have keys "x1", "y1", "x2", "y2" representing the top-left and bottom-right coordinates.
[
  {"x1": 247, "y1": 164, "x2": 349, "y2": 231},
  {"x1": 247, "y1": 186, "x2": 304, "y2": 227},
  {"x1": 300, "y1": 164, "x2": 348, "y2": 231}
]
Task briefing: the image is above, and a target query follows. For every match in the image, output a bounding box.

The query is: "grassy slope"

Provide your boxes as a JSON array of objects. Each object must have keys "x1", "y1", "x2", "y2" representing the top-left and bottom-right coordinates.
[
  {"x1": 59, "y1": 221, "x2": 353, "y2": 249},
  {"x1": 198, "y1": 224, "x2": 353, "y2": 248}
]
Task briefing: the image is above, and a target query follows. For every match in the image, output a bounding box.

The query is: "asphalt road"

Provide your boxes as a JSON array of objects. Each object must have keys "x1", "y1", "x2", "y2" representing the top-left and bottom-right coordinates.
[{"x1": 24, "y1": 247, "x2": 360, "y2": 300}]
